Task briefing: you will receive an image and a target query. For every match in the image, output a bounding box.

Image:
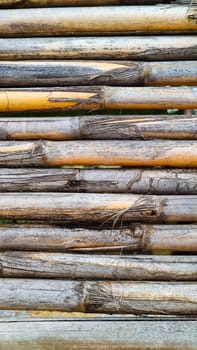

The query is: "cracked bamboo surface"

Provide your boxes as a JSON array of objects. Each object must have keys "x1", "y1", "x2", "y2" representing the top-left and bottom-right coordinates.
[
  {"x1": 1, "y1": 115, "x2": 197, "y2": 140},
  {"x1": 0, "y1": 6, "x2": 196, "y2": 37},
  {"x1": 0, "y1": 224, "x2": 196, "y2": 251},
  {"x1": 0, "y1": 87, "x2": 197, "y2": 112},
  {"x1": 1, "y1": 61, "x2": 197, "y2": 87},
  {"x1": 0, "y1": 0, "x2": 192, "y2": 7},
  {"x1": 0, "y1": 193, "x2": 197, "y2": 222},
  {"x1": 1, "y1": 319, "x2": 197, "y2": 350},
  {"x1": 0, "y1": 253, "x2": 196, "y2": 280},
  {"x1": 0, "y1": 168, "x2": 197, "y2": 194},
  {"x1": 1, "y1": 36, "x2": 196, "y2": 61},
  {"x1": 0, "y1": 279, "x2": 197, "y2": 315},
  {"x1": 0, "y1": 140, "x2": 197, "y2": 167}
]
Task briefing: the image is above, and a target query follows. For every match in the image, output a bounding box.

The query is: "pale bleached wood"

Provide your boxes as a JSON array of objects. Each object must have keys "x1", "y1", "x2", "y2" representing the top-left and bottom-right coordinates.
[
  {"x1": 0, "y1": 224, "x2": 141, "y2": 251},
  {"x1": 0, "y1": 0, "x2": 192, "y2": 7},
  {"x1": 0, "y1": 140, "x2": 197, "y2": 167},
  {"x1": 0, "y1": 6, "x2": 196, "y2": 37},
  {"x1": 0, "y1": 87, "x2": 197, "y2": 112},
  {"x1": 0, "y1": 224, "x2": 196, "y2": 252},
  {"x1": 0, "y1": 279, "x2": 197, "y2": 315},
  {"x1": 1, "y1": 61, "x2": 197, "y2": 87},
  {"x1": 0, "y1": 253, "x2": 197, "y2": 280},
  {"x1": 0, "y1": 36, "x2": 196, "y2": 61},
  {"x1": 0, "y1": 319, "x2": 197, "y2": 350},
  {"x1": 0, "y1": 168, "x2": 197, "y2": 194},
  {"x1": 1, "y1": 115, "x2": 197, "y2": 140},
  {"x1": 0, "y1": 193, "x2": 197, "y2": 223}
]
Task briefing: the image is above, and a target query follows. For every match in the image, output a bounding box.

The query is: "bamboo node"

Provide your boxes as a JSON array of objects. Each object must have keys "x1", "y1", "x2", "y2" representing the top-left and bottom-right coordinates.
[{"x1": 187, "y1": 0, "x2": 197, "y2": 21}]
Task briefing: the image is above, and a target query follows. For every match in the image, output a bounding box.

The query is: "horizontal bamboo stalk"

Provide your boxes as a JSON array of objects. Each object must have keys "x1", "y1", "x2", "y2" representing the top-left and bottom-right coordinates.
[
  {"x1": 1, "y1": 36, "x2": 196, "y2": 61},
  {"x1": 0, "y1": 193, "x2": 197, "y2": 222},
  {"x1": 1, "y1": 253, "x2": 197, "y2": 280},
  {"x1": 1, "y1": 61, "x2": 197, "y2": 87},
  {"x1": 1, "y1": 140, "x2": 197, "y2": 167},
  {"x1": 0, "y1": 224, "x2": 197, "y2": 251},
  {"x1": 1, "y1": 320, "x2": 197, "y2": 350},
  {"x1": 0, "y1": 87, "x2": 197, "y2": 112},
  {"x1": 0, "y1": 310, "x2": 109, "y2": 319},
  {"x1": 0, "y1": 0, "x2": 191, "y2": 8},
  {"x1": 0, "y1": 6, "x2": 196, "y2": 37},
  {"x1": 0, "y1": 279, "x2": 197, "y2": 314},
  {"x1": 2, "y1": 115, "x2": 197, "y2": 140},
  {"x1": 0, "y1": 168, "x2": 197, "y2": 195}
]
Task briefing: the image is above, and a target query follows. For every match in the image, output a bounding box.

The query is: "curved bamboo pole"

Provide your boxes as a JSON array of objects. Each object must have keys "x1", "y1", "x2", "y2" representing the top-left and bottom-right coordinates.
[
  {"x1": 0, "y1": 0, "x2": 191, "y2": 7},
  {"x1": 0, "y1": 6, "x2": 196, "y2": 37},
  {"x1": 1, "y1": 115, "x2": 197, "y2": 140},
  {"x1": 1, "y1": 36, "x2": 196, "y2": 61},
  {"x1": 0, "y1": 168, "x2": 197, "y2": 194},
  {"x1": 0, "y1": 224, "x2": 196, "y2": 251},
  {"x1": 1, "y1": 140, "x2": 197, "y2": 167},
  {"x1": 0, "y1": 87, "x2": 196, "y2": 112},
  {"x1": 1, "y1": 61, "x2": 197, "y2": 87},
  {"x1": 0, "y1": 279, "x2": 197, "y2": 314},
  {"x1": 0, "y1": 253, "x2": 197, "y2": 280},
  {"x1": 0, "y1": 193, "x2": 197, "y2": 222}
]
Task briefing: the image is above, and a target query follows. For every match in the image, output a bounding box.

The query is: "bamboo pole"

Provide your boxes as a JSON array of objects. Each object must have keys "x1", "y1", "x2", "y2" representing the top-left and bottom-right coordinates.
[
  {"x1": 0, "y1": 87, "x2": 197, "y2": 112},
  {"x1": 0, "y1": 0, "x2": 191, "y2": 8},
  {"x1": 1, "y1": 61, "x2": 197, "y2": 87},
  {"x1": 0, "y1": 224, "x2": 197, "y2": 251},
  {"x1": 1, "y1": 115, "x2": 197, "y2": 140},
  {"x1": 0, "y1": 253, "x2": 197, "y2": 280},
  {"x1": 0, "y1": 168, "x2": 197, "y2": 195},
  {"x1": 0, "y1": 193, "x2": 197, "y2": 222},
  {"x1": 0, "y1": 279, "x2": 197, "y2": 314},
  {"x1": 1, "y1": 140, "x2": 197, "y2": 167},
  {"x1": 1, "y1": 36, "x2": 196, "y2": 61},
  {"x1": 0, "y1": 6, "x2": 196, "y2": 37},
  {"x1": 1, "y1": 319, "x2": 197, "y2": 350}
]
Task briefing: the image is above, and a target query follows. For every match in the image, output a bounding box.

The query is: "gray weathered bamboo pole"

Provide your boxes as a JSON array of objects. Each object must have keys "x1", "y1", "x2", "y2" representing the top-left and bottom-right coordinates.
[
  {"x1": 0, "y1": 253, "x2": 197, "y2": 280},
  {"x1": 1, "y1": 61, "x2": 197, "y2": 87},
  {"x1": 0, "y1": 193, "x2": 197, "y2": 222},
  {"x1": 0, "y1": 6, "x2": 196, "y2": 37},
  {"x1": 1, "y1": 140, "x2": 197, "y2": 167},
  {"x1": 0, "y1": 279, "x2": 197, "y2": 314},
  {"x1": 0, "y1": 168, "x2": 197, "y2": 194},
  {"x1": 1, "y1": 115, "x2": 197, "y2": 140},
  {"x1": 0, "y1": 87, "x2": 197, "y2": 112},
  {"x1": 0, "y1": 0, "x2": 191, "y2": 7},
  {"x1": 1, "y1": 319, "x2": 197, "y2": 350},
  {"x1": 1, "y1": 36, "x2": 196, "y2": 61},
  {"x1": 0, "y1": 224, "x2": 196, "y2": 251}
]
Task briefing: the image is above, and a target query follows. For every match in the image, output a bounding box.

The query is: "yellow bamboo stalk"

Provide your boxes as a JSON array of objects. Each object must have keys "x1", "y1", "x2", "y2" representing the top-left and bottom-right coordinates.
[
  {"x1": 0, "y1": 6, "x2": 196, "y2": 37},
  {"x1": 0, "y1": 87, "x2": 196, "y2": 112}
]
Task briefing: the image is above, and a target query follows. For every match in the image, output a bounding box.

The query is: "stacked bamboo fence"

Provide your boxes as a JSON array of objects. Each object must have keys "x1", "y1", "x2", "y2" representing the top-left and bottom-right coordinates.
[{"x1": 0, "y1": 0, "x2": 197, "y2": 349}]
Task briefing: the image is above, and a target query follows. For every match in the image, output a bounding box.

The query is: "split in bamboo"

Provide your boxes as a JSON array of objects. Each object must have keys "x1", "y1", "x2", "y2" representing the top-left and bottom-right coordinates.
[
  {"x1": 1, "y1": 61, "x2": 197, "y2": 87},
  {"x1": 0, "y1": 168, "x2": 197, "y2": 194},
  {"x1": 0, "y1": 6, "x2": 196, "y2": 37},
  {"x1": 0, "y1": 87, "x2": 197, "y2": 112},
  {"x1": 1, "y1": 140, "x2": 197, "y2": 167},
  {"x1": 0, "y1": 224, "x2": 197, "y2": 251},
  {"x1": 0, "y1": 279, "x2": 197, "y2": 314},
  {"x1": 1, "y1": 36, "x2": 196, "y2": 61},
  {"x1": 0, "y1": 253, "x2": 197, "y2": 280},
  {"x1": 0, "y1": 193, "x2": 197, "y2": 222},
  {"x1": 0, "y1": 0, "x2": 191, "y2": 8},
  {"x1": 1, "y1": 115, "x2": 197, "y2": 140}
]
